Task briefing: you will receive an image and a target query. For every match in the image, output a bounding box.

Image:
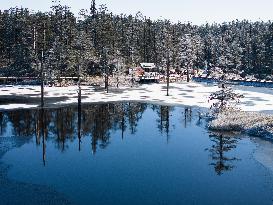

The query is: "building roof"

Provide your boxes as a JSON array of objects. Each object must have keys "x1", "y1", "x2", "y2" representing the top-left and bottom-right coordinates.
[{"x1": 140, "y1": 63, "x2": 156, "y2": 69}]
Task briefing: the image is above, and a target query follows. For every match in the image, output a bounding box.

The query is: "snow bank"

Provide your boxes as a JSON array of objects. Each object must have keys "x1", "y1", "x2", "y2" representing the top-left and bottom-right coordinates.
[
  {"x1": 0, "y1": 82, "x2": 273, "y2": 114},
  {"x1": 208, "y1": 109, "x2": 273, "y2": 139}
]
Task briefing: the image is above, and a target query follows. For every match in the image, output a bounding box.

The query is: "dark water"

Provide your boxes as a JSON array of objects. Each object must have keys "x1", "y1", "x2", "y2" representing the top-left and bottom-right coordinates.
[
  {"x1": 0, "y1": 103, "x2": 273, "y2": 205},
  {"x1": 193, "y1": 77, "x2": 273, "y2": 88}
]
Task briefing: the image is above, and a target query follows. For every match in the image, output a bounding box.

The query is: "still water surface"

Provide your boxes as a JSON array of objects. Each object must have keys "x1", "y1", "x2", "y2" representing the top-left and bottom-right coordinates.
[{"x1": 0, "y1": 103, "x2": 273, "y2": 205}]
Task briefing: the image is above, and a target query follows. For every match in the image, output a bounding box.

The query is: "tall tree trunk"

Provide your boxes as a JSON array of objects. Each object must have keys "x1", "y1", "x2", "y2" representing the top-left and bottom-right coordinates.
[
  {"x1": 78, "y1": 86, "x2": 81, "y2": 151},
  {"x1": 77, "y1": 54, "x2": 82, "y2": 150},
  {"x1": 187, "y1": 67, "x2": 190, "y2": 82},
  {"x1": 41, "y1": 53, "x2": 44, "y2": 107},
  {"x1": 40, "y1": 23, "x2": 46, "y2": 107},
  {"x1": 167, "y1": 55, "x2": 170, "y2": 96},
  {"x1": 104, "y1": 69, "x2": 109, "y2": 93}
]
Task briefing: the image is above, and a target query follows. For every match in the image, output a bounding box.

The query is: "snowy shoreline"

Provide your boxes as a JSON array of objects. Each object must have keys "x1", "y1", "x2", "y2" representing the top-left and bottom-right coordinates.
[
  {"x1": 208, "y1": 109, "x2": 273, "y2": 139},
  {"x1": 1, "y1": 82, "x2": 273, "y2": 112},
  {"x1": 1, "y1": 82, "x2": 273, "y2": 172}
]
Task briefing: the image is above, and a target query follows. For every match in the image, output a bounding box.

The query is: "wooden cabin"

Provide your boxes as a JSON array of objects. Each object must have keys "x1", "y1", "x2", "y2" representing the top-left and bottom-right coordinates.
[{"x1": 137, "y1": 63, "x2": 160, "y2": 82}]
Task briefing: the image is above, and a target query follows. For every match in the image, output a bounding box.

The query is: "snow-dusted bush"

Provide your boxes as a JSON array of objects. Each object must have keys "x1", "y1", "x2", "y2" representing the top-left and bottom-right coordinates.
[
  {"x1": 208, "y1": 82, "x2": 243, "y2": 115},
  {"x1": 207, "y1": 81, "x2": 273, "y2": 139}
]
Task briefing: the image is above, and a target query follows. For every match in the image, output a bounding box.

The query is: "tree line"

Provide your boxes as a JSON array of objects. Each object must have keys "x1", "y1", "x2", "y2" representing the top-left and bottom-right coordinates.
[{"x1": 0, "y1": 0, "x2": 273, "y2": 79}]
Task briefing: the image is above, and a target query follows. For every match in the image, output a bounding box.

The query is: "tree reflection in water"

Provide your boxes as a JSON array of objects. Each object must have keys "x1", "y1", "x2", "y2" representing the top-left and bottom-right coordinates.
[
  {"x1": 0, "y1": 102, "x2": 147, "y2": 157},
  {"x1": 207, "y1": 132, "x2": 240, "y2": 175},
  {"x1": 156, "y1": 105, "x2": 173, "y2": 142},
  {"x1": 0, "y1": 104, "x2": 240, "y2": 175},
  {"x1": 127, "y1": 103, "x2": 147, "y2": 134},
  {"x1": 182, "y1": 107, "x2": 192, "y2": 128},
  {"x1": 40, "y1": 108, "x2": 46, "y2": 166},
  {"x1": 0, "y1": 112, "x2": 8, "y2": 136}
]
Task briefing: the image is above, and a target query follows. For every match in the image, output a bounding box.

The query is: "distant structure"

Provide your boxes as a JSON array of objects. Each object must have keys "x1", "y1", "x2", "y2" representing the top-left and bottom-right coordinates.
[{"x1": 137, "y1": 63, "x2": 159, "y2": 82}]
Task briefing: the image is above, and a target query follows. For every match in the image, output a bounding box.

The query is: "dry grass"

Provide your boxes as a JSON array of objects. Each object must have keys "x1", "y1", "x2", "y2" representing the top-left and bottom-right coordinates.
[{"x1": 208, "y1": 108, "x2": 273, "y2": 139}]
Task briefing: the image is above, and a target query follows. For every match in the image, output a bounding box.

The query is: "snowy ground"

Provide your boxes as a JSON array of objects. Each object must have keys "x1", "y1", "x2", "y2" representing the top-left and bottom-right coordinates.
[{"x1": 1, "y1": 82, "x2": 273, "y2": 112}]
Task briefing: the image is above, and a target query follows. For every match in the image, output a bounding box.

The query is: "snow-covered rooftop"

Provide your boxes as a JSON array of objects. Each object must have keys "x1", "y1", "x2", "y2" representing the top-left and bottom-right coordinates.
[{"x1": 140, "y1": 63, "x2": 156, "y2": 69}]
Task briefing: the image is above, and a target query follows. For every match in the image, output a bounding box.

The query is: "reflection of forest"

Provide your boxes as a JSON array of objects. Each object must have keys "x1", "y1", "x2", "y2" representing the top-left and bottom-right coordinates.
[
  {"x1": 0, "y1": 105, "x2": 201, "y2": 156},
  {"x1": 157, "y1": 106, "x2": 170, "y2": 134},
  {"x1": 0, "y1": 104, "x2": 240, "y2": 174},
  {"x1": 182, "y1": 107, "x2": 192, "y2": 128},
  {"x1": 0, "y1": 112, "x2": 8, "y2": 136},
  {"x1": 207, "y1": 133, "x2": 239, "y2": 175},
  {"x1": 154, "y1": 105, "x2": 173, "y2": 142},
  {"x1": 0, "y1": 103, "x2": 149, "y2": 156}
]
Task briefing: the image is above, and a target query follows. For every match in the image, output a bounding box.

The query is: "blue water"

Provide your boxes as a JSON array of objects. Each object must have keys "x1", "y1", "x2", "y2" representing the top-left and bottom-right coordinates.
[
  {"x1": 193, "y1": 77, "x2": 273, "y2": 88},
  {"x1": 0, "y1": 103, "x2": 273, "y2": 205}
]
